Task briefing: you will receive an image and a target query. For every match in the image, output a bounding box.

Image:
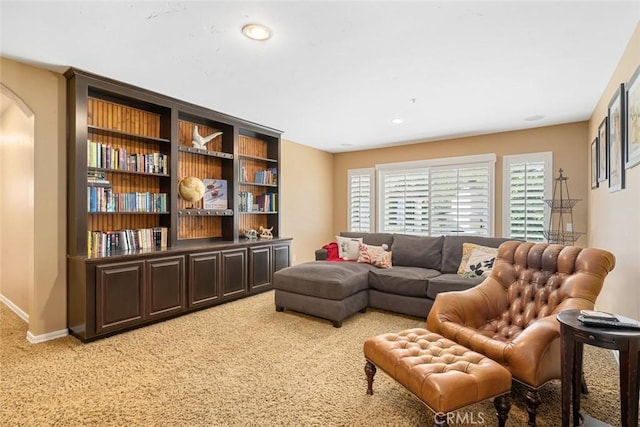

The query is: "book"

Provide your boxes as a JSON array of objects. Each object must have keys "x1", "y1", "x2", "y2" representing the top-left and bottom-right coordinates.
[
  {"x1": 203, "y1": 179, "x2": 228, "y2": 210},
  {"x1": 579, "y1": 310, "x2": 618, "y2": 321}
]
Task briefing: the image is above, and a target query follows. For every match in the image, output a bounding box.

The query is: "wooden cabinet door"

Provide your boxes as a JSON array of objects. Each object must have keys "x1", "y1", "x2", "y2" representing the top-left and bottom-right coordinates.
[
  {"x1": 188, "y1": 251, "x2": 221, "y2": 307},
  {"x1": 146, "y1": 256, "x2": 185, "y2": 320},
  {"x1": 221, "y1": 248, "x2": 247, "y2": 299},
  {"x1": 249, "y1": 245, "x2": 271, "y2": 293},
  {"x1": 95, "y1": 260, "x2": 145, "y2": 334},
  {"x1": 272, "y1": 242, "x2": 291, "y2": 273}
]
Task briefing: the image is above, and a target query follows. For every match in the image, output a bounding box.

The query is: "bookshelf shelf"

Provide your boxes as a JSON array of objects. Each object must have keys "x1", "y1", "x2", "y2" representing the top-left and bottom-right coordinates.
[
  {"x1": 239, "y1": 181, "x2": 278, "y2": 188},
  {"x1": 177, "y1": 209, "x2": 233, "y2": 216},
  {"x1": 88, "y1": 125, "x2": 171, "y2": 144},
  {"x1": 66, "y1": 68, "x2": 290, "y2": 342},
  {"x1": 88, "y1": 167, "x2": 170, "y2": 178},
  {"x1": 239, "y1": 212, "x2": 278, "y2": 215},
  {"x1": 239, "y1": 153, "x2": 278, "y2": 163},
  {"x1": 177, "y1": 145, "x2": 233, "y2": 159},
  {"x1": 88, "y1": 211, "x2": 170, "y2": 215}
]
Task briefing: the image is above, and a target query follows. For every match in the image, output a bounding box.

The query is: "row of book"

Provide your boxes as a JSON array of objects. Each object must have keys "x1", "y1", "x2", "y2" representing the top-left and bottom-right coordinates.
[
  {"x1": 254, "y1": 168, "x2": 277, "y2": 185},
  {"x1": 88, "y1": 227, "x2": 168, "y2": 254},
  {"x1": 87, "y1": 140, "x2": 169, "y2": 174},
  {"x1": 88, "y1": 187, "x2": 168, "y2": 213},
  {"x1": 238, "y1": 160, "x2": 277, "y2": 185},
  {"x1": 238, "y1": 191, "x2": 277, "y2": 212}
]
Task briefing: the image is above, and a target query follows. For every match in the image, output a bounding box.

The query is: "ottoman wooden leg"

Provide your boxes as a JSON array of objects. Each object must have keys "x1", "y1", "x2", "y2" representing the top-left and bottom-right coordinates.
[
  {"x1": 494, "y1": 393, "x2": 511, "y2": 427},
  {"x1": 365, "y1": 360, "x2": 376, "y2": 395}
]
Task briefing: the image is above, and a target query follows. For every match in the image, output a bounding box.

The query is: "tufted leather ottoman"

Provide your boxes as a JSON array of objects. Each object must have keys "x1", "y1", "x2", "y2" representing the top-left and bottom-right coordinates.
[{"x1": 364, "y1": 328, "x2": 512, "y2": 427}]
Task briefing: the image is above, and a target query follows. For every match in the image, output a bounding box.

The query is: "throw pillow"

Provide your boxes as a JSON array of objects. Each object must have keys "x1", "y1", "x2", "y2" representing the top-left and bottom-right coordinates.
[
  {"x1": 336, "y1": 236, "x2": 363, "y2": 260},
  {"x1": 457, "y1": 243, "x2": 498, "y2": 278},
  {"x1": 457, "y1": 242, "x2": 478, "y2": 273},
  {"x1": 357, "y1": 243, "x2": 392, "y2": 268}
]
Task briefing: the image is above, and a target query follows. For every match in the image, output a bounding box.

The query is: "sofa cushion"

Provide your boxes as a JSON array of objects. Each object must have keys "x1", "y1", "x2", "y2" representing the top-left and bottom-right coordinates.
[
  {"x1": 368, "y1": 266, "x2": 440, "y2": 298},
  {"x1": 340, "y1": 232, "x2": 394, "y2": 248},
  {"x1": 391, "y1": 234, "x2": 444, "y2": 269},
  {"x1": 441, "y1": 236, "x2": 512, "y2": 274},
  {"x1": 273, "y1": 261, "x2": 375, "y2": 300},
  {"x1": 426, "y1": 274, "x2": 484, "y2": 299}
]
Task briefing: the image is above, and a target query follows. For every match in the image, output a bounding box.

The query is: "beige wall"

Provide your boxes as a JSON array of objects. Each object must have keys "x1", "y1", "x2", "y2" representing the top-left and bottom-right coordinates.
[
  {"x1": 0, "y1": 86, "x2": 35, "y2": 314},
  {"x1": 0, "y1": 57, "x2": 67, "y2": 337},
  {"x1": 333, "y1": 122, "x2": 588, "y2": 240},
  {"x1": 587, "y1": 23, "x2": 640, "y2": 319},
  {"x1": 280, "y1": 139, "x2": 334, "y2": 264}
]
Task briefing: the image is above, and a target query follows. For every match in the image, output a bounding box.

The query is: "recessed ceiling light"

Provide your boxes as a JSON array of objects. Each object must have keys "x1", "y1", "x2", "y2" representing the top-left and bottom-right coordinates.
[
  {"x1": 391, "y1": 118, "x2": 404, "y2": 125},
  {"x1": 524, "y1": 114, "x2": 545, "y2": 122},
  {"x1": 242, "y1": 23, "x2": 271, "y2": 41}
]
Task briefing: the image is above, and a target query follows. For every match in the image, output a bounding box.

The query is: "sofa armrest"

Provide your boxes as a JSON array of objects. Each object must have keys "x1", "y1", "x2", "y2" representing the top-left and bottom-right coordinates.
[{"x1": 315, "y1": 248, "x2": 328, "y2": 261}]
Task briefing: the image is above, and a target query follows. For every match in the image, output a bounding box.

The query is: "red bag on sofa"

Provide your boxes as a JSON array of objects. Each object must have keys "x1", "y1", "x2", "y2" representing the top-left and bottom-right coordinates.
[{"x1": 322, "y1": 242, "x2": 341, "y2": 261}]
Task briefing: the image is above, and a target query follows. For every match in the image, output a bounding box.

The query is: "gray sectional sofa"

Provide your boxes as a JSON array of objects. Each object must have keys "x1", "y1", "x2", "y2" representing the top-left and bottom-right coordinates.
[{"x1": 273, "y1": 232, "x2": 512, "y2": 327}]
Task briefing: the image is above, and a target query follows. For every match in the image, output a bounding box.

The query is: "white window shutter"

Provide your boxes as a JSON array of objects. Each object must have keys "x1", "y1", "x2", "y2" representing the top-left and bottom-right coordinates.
[
  {"x1": 430, "y1": 165, "x2": 490, "y2": 236},
  {"x1": 503, "y1": 153, "x2": 552, "y2": 242},
  {"x1": 380, "y1": 169, "x2": 429, "y2": 234},
  {"x1": 348, "y1": 168, "x2": 374, "y2": 232}
]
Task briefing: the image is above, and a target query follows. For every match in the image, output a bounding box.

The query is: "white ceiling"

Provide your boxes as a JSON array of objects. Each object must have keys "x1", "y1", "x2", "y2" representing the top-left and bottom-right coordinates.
[{"x1": 1, "y1": 1, "x2": 639, "y2": 153}]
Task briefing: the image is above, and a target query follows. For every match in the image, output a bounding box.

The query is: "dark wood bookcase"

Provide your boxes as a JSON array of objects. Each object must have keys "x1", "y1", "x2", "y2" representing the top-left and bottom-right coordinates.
[{"x1": 66, "y1": 68, "x2": 290, "y2": 342}]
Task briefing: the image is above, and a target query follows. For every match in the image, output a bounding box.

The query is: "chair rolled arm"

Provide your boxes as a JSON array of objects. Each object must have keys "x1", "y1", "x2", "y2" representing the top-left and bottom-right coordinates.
[{"x1": 427, "y1": 277, "x2": 508, "y2": 332}]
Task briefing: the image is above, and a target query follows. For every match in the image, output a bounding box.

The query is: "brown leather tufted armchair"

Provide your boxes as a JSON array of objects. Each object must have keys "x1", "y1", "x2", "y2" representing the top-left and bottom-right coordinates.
[{"x1": 426, "y1": 241, "x2": 615, "y2": 427}]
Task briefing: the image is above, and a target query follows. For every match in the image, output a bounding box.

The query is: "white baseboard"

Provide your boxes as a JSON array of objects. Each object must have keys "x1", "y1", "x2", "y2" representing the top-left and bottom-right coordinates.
[
  {"x1": 26, "y1": 328, "x2": 68, "y2": 344},
  {"x1": 1, "y1": 293, "x2": 68, "y2": 343},
  {"x1": 0, "y1": 293, "x2": 29, "y2": 322}
]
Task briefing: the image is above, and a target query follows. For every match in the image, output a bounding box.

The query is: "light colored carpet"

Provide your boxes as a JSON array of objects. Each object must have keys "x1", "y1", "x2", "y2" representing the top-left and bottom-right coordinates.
[{"x1": 0, "y1": 291, "x2": 623, "y2": 426}]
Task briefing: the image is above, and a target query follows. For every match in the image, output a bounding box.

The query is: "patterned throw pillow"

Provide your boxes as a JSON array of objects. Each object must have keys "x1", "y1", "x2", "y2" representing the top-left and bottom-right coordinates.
[
  {"x1": 457, "y1": 243, "x2": 498, "y2": 278},
  {"x1": 357, "y1": 244, "x2": 392, "y2": 268},
  {"x1": 336, "y1": 236, "x2": 363, "y2": 260}
]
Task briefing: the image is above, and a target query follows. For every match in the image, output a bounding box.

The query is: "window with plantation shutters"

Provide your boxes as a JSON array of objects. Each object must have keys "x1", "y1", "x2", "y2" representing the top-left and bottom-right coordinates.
[
  {"x1": 430, "y1": 165, "x2": 491, "y2": 236},
  {"x1": 379, "y1": 168, "x2": 430, "y2": 234},
  {"x1": 347, "y1": 168, "x2": 374, "y2": 232},
  {"x1": 374, "y1": 154, "x2": 496, "y2": 236},
  {"x1": 503, "y1": 152, "x2": 552, "y2": 242}
]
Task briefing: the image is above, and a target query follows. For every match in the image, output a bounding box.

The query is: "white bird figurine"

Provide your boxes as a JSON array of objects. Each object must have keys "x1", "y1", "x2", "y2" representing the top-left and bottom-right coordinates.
[{"x1": 192, "y1": 126, "x2": 223, "y2": 149}]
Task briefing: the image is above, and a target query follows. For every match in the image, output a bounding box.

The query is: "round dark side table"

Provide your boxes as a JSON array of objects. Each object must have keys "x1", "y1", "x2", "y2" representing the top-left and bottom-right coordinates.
[{"x1": 557, "y1": 309, "x2": 640, "y2": 427}]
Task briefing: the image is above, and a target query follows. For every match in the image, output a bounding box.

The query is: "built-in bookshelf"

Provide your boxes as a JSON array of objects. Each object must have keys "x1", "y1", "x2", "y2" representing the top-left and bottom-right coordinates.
[
  {"x1": 176, "y1": 113, "x2": 235, "y2": 242},
  {"x1": 238, "y1": 132, "x2": 280, "y2": 236},
  {"x1": 72, "y1": 88, "x2": 173, "y2": 256},
  {"x1": 65, "y1": 68, "x2": 291, "y2": 342}
]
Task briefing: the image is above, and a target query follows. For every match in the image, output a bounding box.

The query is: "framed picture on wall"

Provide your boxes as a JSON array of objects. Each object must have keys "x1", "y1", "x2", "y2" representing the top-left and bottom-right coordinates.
[
  {"x1": 626, "y1": 64, "x2": 640, "y2": 169},
  {"x1": 591, "y1": 138, "x2": 599, "y2": 189},
  {"x1": 597, "y1": 117, "x2": 608, "y2": 182},
  {"x1": 608, "y1": 83, "x2": 625, "y2": 192}
]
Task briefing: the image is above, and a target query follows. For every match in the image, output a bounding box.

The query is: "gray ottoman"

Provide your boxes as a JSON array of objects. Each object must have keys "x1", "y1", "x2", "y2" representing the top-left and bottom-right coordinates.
[{"x1": 273, "y1": 261, "x2": 374, "y2": 327}]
